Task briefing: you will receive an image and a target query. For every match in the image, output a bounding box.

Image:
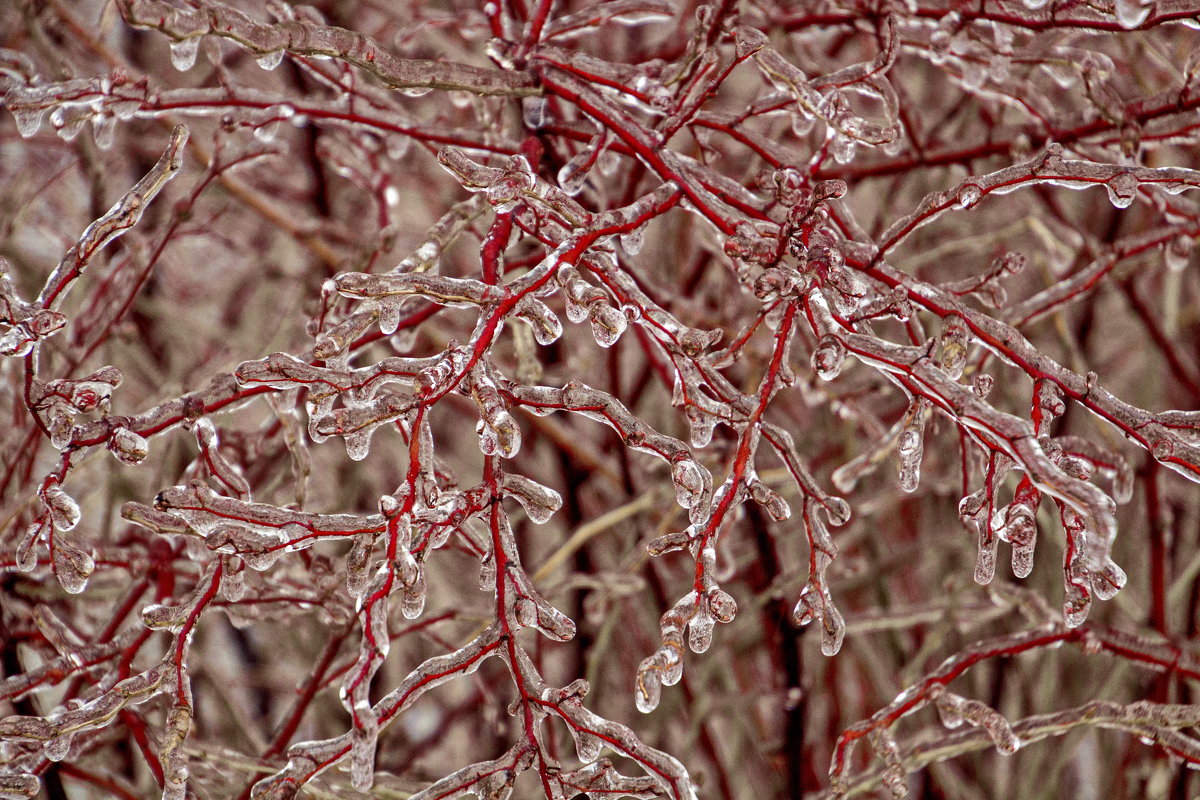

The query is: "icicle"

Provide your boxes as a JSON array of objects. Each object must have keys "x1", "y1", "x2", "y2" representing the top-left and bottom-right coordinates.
[
  {"x1": 349, "y1": 701, "x2": 379, "y2": 790},
  {"x1": 896, "y1": 400, "x2": 927, "y2": 493},
  {"x1": 687, "y1": 611, "x2": 714, "y2": 653},
  {"x1": 868, "y1": 729, "x2": 907, "y2": 799}
]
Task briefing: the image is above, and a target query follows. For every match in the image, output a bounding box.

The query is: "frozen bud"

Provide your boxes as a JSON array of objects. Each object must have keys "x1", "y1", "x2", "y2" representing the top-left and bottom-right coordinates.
[
  {"x1": 346, "y1": 533, "x2": 375, "y2": 598},
  {"x1": 814, "y1": 179, "x2": 848, "y2": 201},
  {"x1": 0, "y1": 325, "x2": 34, "y2": 357},
  {"x1": 26, "y1": 309, "x2": 67, "y2": 337},
  {"x1": 994, "y1": 252, "x2": 1026, "y2": 275},
  {"x1": 42, "y1": 483, "x2": 81, "y2": 531},
  {"x1": 972, "y1": 373, "x2": 994, "y2": 398},
  {"x1": 754, "y1": 267, "x2": 798, "y2": 300},
  {"x1": 707, "y1": 588, "x2": 737, "y2": 623},
  {"x1": 732, "y1": 25, "x2": 767, "y2": 58},
  {"x1": 749, "y1": 479, "x2": 791, "y2": 520},
  {"x1": 588, "y1": 302, "x2": 627, "y2": 348},
  {"x1": 1005, "y1": 504, "x2": 1037, "y2": 579},
  {"x1": 1035, "y1": 379, "x2": 1066, "y2": 424},
  {"x1": 811, "y1": 334, "x2": 847, "y2": 381},
  {"x1": 107, "y1": 426, "x2": 149, "y2": 465},
  {"x1": 771, "y1": 168, "x2": 805, "y2": 206},
  {"x1": 939, "y1": 315, "x2": 970, "y2": 380},
  {"x1": 646, "y1": 531, "x2": 693, "y2": 556},
  {"x1": 678, "y1": 327, "x2": 722, "y2": 357},
  {"x1": 485, "y1": 171, "x2": 535, "y2": 213},
  {"x1": 0, "y1": 775, "x2": 40, "y2": 798},
  {"x1": 53, "y1": 540, "x2": 94, "y2": 594},
  {"x1": 671, "y1": 458, "x2": 708, "y2": 509}
]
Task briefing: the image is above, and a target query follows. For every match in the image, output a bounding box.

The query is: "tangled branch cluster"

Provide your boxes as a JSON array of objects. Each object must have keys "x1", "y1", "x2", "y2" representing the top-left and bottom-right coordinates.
[{"x1": 2, "y1": 0, "x2": 1200, "y2": 798}]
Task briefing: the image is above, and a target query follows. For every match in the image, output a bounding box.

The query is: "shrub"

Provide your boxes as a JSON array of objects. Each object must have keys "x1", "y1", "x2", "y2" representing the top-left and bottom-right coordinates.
[{"x1": 2, "y1": 1, "x2": 1200, "y2": 798}]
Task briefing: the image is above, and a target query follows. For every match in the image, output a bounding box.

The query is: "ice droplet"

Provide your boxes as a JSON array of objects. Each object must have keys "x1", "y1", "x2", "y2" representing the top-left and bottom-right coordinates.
[
  {"x1": 821, "y1": 605, "x2": 846, "y2": 656},
  {"x1": 1091, "y1": 560, "x2": 1126, "y2": 600},
  {"x1": 619, "y1": 226, "x2": 645, "y2": 256},
  {"x1": 1164, "y1": 235, "x2": 1193, "y2": 272},
  {"x1": 570, "y1": 728, "x2": 603, "y2": 763},
  {"x1": 502, "y1": 474, "x2": 562, "y2": 524},
  {"x1": 831, "y1": 135, "x2": 856, "y2": 165},
  {"x1": 92, "y1": 114, "x2": 116, "y2": 151},
  {"x1": 634, "y1": 667, "x2": 661, "y2": 713},
  {"x1": 1114, "y1": 0, "x2": 1153, "y2": 28},
  {"x1": 671, "y1": 459, "x2": 707, "y2": 509},
  {"x1": 521, "y1": 97, "x2": 547, "y2": 130},
  {"x1": 344, "y1": 430, "x2": 372, "y2": 461},
  {"x1": 256, "y1": 50, "x2": 285, "y2": 70},
  {"x1": 956, "y1": 183, "x2": 981, "y2": 209},
  {"x1": 811, "y1": 334, "x2": 846, "y2": 381},
  {"x1": 43, "y1": 733, "x2": 73, "y2": 762},
  {"x1": 686, "y1": 406, "x2": 715, "y2": 448},
  {"x1": 1063, "y1": 584, "x2": 1091, "y2": 628},
  {"x1": 11, "y1": 106, "x2": 46, "y2": 138},
  {"x1": 378, "y1": 302, "x2": 401, "y2": 335},
  {"x1": 169, "y1": 38, "x2": 200, "y2": 71},
  {"x1": 1105, "y1": 172, "x2": 1138, "y2": 208}
]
